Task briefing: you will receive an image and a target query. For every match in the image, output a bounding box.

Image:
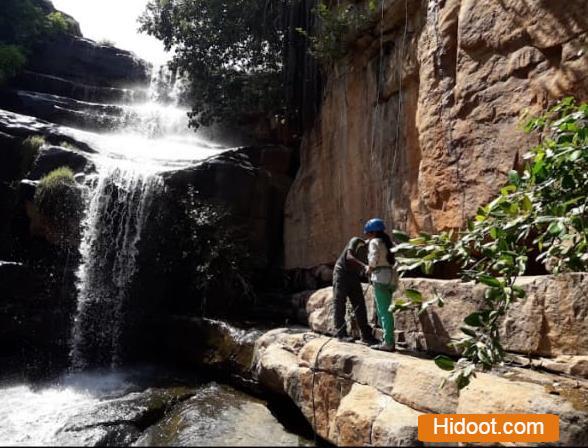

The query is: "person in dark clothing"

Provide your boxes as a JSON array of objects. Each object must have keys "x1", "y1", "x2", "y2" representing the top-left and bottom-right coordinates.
[{"x1": 333, "y1": 237, "x2": 378, "y2": 344}]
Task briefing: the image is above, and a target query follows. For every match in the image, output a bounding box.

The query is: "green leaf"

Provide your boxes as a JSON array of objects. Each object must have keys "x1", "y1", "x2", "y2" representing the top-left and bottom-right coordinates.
[
  {"x1": 461, "y1": 327, "x2": 477, "y2": 338},
  {"x1": 455, "y1": 373, "x2": 471, "y2": 390},
  {"x1": 569, "y1": 149, "x2": 583, "y2": 161},
  {"x1": 464, "y1": 312, "x2": 484, "y2": 327},
  {"x1": 434, "y1": 355, "x2": 456, "y2": 371},
  {"x1": 405, "y1": 289, "x2": 423, "y2": 304},
  {"x1": 548, "y1": 221, "x2": 565, "y2": 236},
  {"x1": 392, "y1": 230, "x2": 410, "y2": 242},
  {"x1": 478, "y1": 275, "x2": 502, "y2": 288},
  {"x1": 521, "y1": 195, "x2": 533, "y2": 213}
]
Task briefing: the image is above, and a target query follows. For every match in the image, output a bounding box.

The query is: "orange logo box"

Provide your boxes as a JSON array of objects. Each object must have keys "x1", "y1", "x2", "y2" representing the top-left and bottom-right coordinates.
[{"x1": 418, "y1": 414, "x2": 559, "y2": 443}]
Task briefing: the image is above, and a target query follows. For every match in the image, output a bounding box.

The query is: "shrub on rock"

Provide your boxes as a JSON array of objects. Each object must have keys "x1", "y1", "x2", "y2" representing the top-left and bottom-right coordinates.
[
  {"x1": 20, "y1": 135, "x2": 44, "y2": 177},
  {"x1": 34, "y1": 166, "x2": 83, "y2": 247}
]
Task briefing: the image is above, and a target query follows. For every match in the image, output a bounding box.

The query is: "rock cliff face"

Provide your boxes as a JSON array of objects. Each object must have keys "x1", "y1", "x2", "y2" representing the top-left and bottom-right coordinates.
[{"x1": 284, "y1": 0, "x2": 588, "y2": 268}]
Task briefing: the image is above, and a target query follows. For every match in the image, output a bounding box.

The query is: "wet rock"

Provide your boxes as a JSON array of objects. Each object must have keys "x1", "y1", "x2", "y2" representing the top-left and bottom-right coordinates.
[
  {"x1": 28, "y1": 145, "x2": 95, "y2": 180},
  {"x1": 133, "y1": 383, "x2": 308, "y2": 447},
  {"x1": 55, "y1": 423, "x2": 141, "y2": 447},
  {"x1": 0, "y1": 131, "x2": 24, "y2": 182},
  {"x1": 157, "y1": 317, "x2": 263, "y2": 383},
  {"x1": 162, "y1": 145, "x2": 295, "y2": 272},
  {"x1": 0, "y1": 109, "x2": 96, "y2": 153},
  {"x1": 0, "y1": 89, "x2": 128, "y2": 132},
  {"x1": 27, "y1": 34, "x2": 149, "y2": 89},
  {"x1": 62, "y1": 387, "x2": 194, "y2": 433},
  {"x1": 11, "y1": 71, "x2": 148, "y2": 105}
]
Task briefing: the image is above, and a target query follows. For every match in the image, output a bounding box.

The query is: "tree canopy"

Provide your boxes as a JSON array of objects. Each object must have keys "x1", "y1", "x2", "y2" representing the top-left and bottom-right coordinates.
[
  {"x1": 0, "y1": 0, "x2": 77, "y2": 84},
  {"x1": 139, "y1": 0, "x2": 288, "y2": 130}
]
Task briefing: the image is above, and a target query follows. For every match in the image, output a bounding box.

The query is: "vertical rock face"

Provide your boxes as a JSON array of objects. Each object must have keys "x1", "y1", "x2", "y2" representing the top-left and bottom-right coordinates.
[{"x1": 284, "y1": 0, "x2": 588, "y2": 268}]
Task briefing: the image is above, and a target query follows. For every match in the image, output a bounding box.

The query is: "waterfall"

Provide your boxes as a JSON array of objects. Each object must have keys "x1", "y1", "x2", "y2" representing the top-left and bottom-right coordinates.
[
  {"x1": 67, "y1": 66, "x2": 222, "y2": 371},
  {"x1": 70, "y1": 162, "x2": 164, "y2": 370}
]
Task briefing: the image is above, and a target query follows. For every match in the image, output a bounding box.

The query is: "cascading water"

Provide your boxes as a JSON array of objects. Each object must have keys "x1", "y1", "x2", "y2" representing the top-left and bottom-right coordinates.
[
  {"x1": 67, "y1": 67, "x2": 223, "y2": 371},
  {"x1": 69, "y1": 163, "x2": 164, "y2": 370},
  {"x1": 0, "y1": 65, "x2": 310, "y2": 447}
]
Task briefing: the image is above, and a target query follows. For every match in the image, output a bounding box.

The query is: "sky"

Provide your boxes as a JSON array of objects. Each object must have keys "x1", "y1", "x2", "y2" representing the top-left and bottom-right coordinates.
[{"x1": 51, "y1": 0, "x2": 169, "y2": 65}]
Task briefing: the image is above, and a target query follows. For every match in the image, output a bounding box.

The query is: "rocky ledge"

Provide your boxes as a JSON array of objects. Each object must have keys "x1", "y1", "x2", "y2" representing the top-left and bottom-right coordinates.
[
  {"x1": 253, "y1": 329, "x2": 588, "y2": 446},
  {"x1": 299, "y1": 273, "x2": 588, "y2": 379},
  {"x1": 164, "y1": 319, "x2": 588, "y2": 446}
]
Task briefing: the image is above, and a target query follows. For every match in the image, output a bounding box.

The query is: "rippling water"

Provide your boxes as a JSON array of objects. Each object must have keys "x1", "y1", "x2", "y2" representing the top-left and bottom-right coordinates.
[{"x1": 0, "y1": 370, "x2": 311, "y2": 447}]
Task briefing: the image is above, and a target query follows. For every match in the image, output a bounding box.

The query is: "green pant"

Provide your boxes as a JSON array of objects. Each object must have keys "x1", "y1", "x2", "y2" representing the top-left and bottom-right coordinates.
[{"x1": 373, "y1": 282, "x2": 395, "y2": 345}]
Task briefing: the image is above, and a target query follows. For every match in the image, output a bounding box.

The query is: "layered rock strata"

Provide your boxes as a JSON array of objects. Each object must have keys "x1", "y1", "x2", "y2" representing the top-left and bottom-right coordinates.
[{"x1": 173, "y1": 319, "x2": 588, "y2": 446}]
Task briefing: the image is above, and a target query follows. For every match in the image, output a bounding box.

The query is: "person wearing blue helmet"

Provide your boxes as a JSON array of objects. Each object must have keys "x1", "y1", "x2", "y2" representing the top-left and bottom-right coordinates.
[{"x1": 364, "y1": 218, "x2": 397, "y2": 352}]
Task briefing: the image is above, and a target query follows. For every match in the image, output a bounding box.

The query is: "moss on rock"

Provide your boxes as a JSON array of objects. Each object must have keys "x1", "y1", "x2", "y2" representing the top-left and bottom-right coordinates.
[{"x1": 34, "y1": 166, "x2": 83, "y2": 247}]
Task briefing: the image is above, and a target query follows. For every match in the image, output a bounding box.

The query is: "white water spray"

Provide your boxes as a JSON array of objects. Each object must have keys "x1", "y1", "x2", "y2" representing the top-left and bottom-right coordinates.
[{"x1": 68, "y1": 67, "x2": 224, "y2": 370}]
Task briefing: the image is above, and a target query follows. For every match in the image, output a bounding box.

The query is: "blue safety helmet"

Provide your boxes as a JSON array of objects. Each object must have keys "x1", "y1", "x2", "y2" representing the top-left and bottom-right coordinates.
[{"x1": 364, "y1": 218, "x2": 386, "y2": 234}]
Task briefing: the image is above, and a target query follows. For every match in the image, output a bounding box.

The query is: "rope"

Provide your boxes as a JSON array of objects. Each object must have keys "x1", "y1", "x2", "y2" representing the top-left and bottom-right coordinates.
[
  {"x1": 391, "y1": 0, "x2": 408, "y2": 178},
  {"x1": 309, "y1": 281, "x2": 372, "y2": 442}
]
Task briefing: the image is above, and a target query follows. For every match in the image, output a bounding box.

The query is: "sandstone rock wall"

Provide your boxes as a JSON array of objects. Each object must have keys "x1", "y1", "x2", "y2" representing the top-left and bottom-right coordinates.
[{"x1": 284, "y1": 0, "x2": 588, "y2": 268}]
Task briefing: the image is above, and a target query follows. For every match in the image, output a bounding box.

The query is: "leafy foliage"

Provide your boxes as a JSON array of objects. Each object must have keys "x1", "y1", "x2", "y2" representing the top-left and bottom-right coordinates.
[
  {"x1": 0, "y1": 0, "x2": 75, "y2": 84},
  {"x1": 297, "y1": 0, "x2": 377, "y2": 64},
  {"x1": 391, "y1": 98, "x2": 588, "y2": 389},
  {"x1": 0, "y1": 44, "x2": 26, "y2": 85},
  {"x1": 139, "y1": 0, "x2": 287, "y2": 130},
  {"x1": 46, "y1": 12, "x2": 74, "y2": 36},
  {"x1": 178, "y1": 188, "x2": 255, "y2": 315}
]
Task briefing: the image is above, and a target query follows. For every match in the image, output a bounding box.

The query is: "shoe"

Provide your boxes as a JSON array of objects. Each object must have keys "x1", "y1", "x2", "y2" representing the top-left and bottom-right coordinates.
[
  {"x1": 360, "y1": 336, "x2": 379, "y2": 346},
  {"x1": 336, "y1": 334, "x2": 355, "y2": 343},
  {"x1": 370, "y1": 342, "x2": 396, "y2": 352}
]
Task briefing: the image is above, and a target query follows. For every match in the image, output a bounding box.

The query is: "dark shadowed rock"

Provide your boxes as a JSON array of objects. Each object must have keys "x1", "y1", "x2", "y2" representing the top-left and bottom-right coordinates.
[
  {"x1": 0, "y1": 109, "x2": 96, "y2": 153},
  {"x1": 0, "y1": 130, "x2": 23, "y2": 183},
  {"x1": 28, "y1": 146, "x2": 95, "y2": 180},
  {"x1": 162, "y1": 146, "x2": 294, "y2": 270},
  {"x1": 0, "y1": 90, "x2": 128, "y2": 132},
  {"x1": 28, "y1": 34, "x2": 150, "y2": 88},
  {"x1": 10, "y1": 71, "x2": 148, "y2": 105}
]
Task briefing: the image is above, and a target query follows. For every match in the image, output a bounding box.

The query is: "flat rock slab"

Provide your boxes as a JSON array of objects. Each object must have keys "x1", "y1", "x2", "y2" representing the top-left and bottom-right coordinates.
[{"x1": 252, "y1": 328, "x2": 588, "y2": 446}]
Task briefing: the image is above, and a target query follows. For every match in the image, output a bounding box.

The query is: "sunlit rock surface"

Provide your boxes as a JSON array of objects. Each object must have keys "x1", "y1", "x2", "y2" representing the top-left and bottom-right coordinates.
[
  {"x1": 301, "y1": 274, "x2": 588, "y2": 363},
  {"x1": 284, "y1": 0, "x2": 588, "y2": 268},
  {"x1": 175, "y1": 318, "x2": 588, "y2": 446},
  {"x1": 252, "y1": 329, "x2": 588, "y2": 446}
]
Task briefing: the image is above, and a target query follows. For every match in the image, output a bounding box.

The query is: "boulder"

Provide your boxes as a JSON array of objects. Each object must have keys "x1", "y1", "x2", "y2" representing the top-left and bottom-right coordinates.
[
  {"x1": 0, "y1": 109, "x2": 96, "y2": 153},
  {"x1": 28, "y1": 145, "x2": 95, "y2": 180},
  {"x1": 154, "y1": 316, "x2": 263, "y2": 381},
  {"x1": 162, "y1": 146, "x2": 295, "y2": 271},
  {"x1": 304, "y1": 274, "x2": 588, "y2": 360},
  {"x1": 0, "y1": 90, "x2": 128, "y2": 132},
  {"x1": 27, "y1": 34, "x2": 149, "y2": 88},
  {"x1": 252, "y1": 329, "x2": 588, "y2": 446}
]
